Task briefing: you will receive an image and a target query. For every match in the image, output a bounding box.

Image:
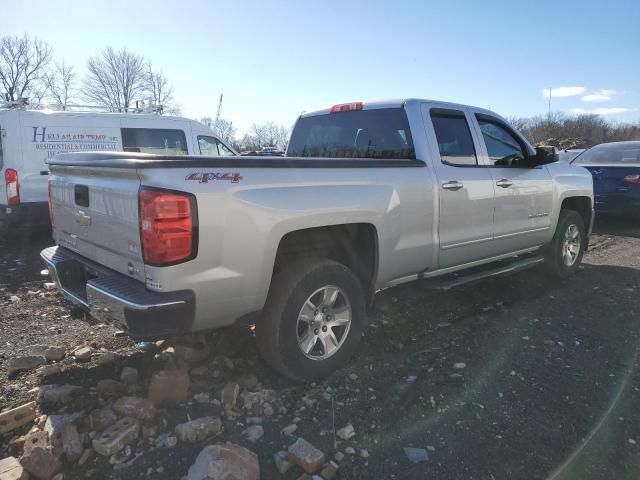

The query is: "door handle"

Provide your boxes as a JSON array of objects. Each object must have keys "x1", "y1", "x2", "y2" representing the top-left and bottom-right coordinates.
[
  {"x1": 442, "y1": 181, "x2": 464, "y2": 191},
  {"x1": 496, "y1": 179, "x2": 513, "y2": 188}
]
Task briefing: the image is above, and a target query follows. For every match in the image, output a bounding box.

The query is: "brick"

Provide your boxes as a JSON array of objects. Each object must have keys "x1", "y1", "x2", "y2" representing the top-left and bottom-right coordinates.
[
  {"x1": 320, "y1": 461, "x2": 339, "y2": 480},
  {"x1": 0, "y1": 456, "x2": 28, "y2": 480},
  {"x1": 148, "y1": 369, "x2": 190, "y2": 407},
  {"x1": 95, "y1": 379, "x2": 126, "y2": 398},
  {"x1": 0, "y1": 402, "x2": 36, "y2": 434},
  {"x1": 91, "y1": 417, "x2": 140, "y2": 456},
  {"x1": 288, "y1": 437, "x2": 326, "y2": 474},
  {"x1": 175, "y1": 416, "x2": 222, "y2": 442}
]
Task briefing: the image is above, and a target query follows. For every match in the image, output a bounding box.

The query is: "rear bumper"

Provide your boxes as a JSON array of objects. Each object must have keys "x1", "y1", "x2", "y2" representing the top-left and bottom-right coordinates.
[
  {"x1": 0, "y1": 202, "x2": 49, "y2": 229},
  {"x1": 40, "y1": 246, "x2": 195, "y2": 339}
]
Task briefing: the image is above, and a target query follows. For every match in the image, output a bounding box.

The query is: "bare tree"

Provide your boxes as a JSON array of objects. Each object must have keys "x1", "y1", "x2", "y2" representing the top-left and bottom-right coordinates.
[
  {"x1": 511, "y1": 112, "x2": 640, "y2": 149},
  {"x1": 240, "y1": 121, "x2": 291, "y2": 150},
  {"x1": 43, "y1": 60, "x2": 76, "y2": 108},
  {"x1": 200, "y1": 116, "x2": 237, "y2": 143},
  {"x1": 0, "y1": 34, "x2": 52, "y2": 101},
  {"x1": 83, "y1": 47, "x2": 145, "y2": 111},
  {"x1": 144, "y1": 60, "x2": 173, "y2": 108}
]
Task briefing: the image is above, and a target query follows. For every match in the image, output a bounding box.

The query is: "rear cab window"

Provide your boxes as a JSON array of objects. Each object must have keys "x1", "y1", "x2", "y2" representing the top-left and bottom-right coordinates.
[
  {"x1": 121, "y1": 128, "x2": 188, "y2": 155},
  {"x1": 287, "y1": 107, "x2": 415, "y2": 159}
]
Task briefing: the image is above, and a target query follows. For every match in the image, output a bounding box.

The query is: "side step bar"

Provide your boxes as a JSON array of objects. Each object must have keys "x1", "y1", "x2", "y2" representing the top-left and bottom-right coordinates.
[{"x1": 424, "y1": 255, "x2": 545, "y2": 291}]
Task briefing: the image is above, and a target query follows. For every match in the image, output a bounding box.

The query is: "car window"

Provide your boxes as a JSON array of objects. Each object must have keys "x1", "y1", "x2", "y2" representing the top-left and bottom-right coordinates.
[
  {"x1": 121, "y1": 128, "x2": 188, "y2": 155},
  {"x1": 198, "y1": 136, "x2": 235, "y2": 156},
  {"x1": 476, "y1": 118, "x2": 528, "y2": 167},
  {"x1": 572, "y1": 143, "x2": 640, "y2": 164},
  {"x1": 430, "y1": 111, "x2": 477, "y2": 166},
  {"x1": 287, "y1": 108, "x2": 415, "y2": 159}
]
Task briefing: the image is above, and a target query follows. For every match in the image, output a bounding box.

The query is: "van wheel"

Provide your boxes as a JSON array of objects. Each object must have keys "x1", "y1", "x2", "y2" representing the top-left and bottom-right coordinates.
[
  {"x1": 545, "y1": 209, "x2": 586, "y2": 278},
  {"x1": 256, "y1": 258, "x2": 365, "y2": 381}
]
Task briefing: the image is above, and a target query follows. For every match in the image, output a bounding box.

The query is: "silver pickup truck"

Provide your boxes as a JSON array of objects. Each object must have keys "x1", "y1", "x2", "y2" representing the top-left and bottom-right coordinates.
[{"x1": 41, "y1": 99, "x2": 594, "y2": 380}]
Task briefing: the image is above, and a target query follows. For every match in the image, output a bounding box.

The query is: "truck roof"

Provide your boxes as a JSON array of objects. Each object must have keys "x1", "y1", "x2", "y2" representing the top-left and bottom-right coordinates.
[{"x1": 300, "y1": 98, "x2": 498, "y2": 118}]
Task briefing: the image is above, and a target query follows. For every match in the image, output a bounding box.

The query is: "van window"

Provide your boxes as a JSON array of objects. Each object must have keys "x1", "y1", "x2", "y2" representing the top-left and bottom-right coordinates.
[
  {"x1": 121, "y1": 128, "x2": 188, "y2": 155},
  {"x1": 287, "y1": 108, "x2": 415, "y2": 159},
  {"x1": 198, "y1": 136, "x2": 235, "y2": 156}
]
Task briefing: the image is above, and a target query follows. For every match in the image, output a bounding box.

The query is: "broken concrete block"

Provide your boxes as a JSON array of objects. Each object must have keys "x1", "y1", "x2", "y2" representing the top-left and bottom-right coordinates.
[
  {"x1": 221, "y1": 382, "x2": 239, "y2": 407},
  {"x1": 20, "y1": 447, "x2": 62, "y2": 480},
  {"x1": 61, "y1": 423, "x2": 84, "y2": 462},
  {"x1": 35, "y1": 384, "x2": 82, "y2": 404},
  {"x1": 0, "y1": 456, "x2": 28, "y2": 480},
  {"x1": 0, "y1": 401, "x2": 36, "y2": 434},
  {"x1": 288, "y1": 437, "x2": 326, "y2": 474},
  {"x1": 119, "y1": 367, "x2": 138, "y2": 385},
  {"x1": 73, "y1": 346, "x2": 92, "y2": 361},
  {"x1": 7, "y1": 356, "x2": 46, "y2": 376},
  {"x1": 175, "y1": 416, "x2": 222, "y2": 442},
  {"x1": 113, "y1": 397, "x2": 156, "y2": 420},
  {"x1": 186, "y1": 444, "x2": 259, "y2": 480},
  {"x1": 91, "y1": 417, "x2": 140, "y2": 457}
]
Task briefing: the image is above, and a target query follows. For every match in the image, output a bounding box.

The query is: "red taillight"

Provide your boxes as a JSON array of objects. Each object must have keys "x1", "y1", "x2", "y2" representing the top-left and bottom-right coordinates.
[
  {"x1": 139, "y1": 188, "x2": 197, "y2": 266},
  {"x1": 5, "y1": 168, "x2": 19, "y2": 205},
  {"x1": 623, "y1": 174, "x2": 640, "y2": 185},
  {"x1": 330, "y1": 101, "x2": 364, "y2": 113}
]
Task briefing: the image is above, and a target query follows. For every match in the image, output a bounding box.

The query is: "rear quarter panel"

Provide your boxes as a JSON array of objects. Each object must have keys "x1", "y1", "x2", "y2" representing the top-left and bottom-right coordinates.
[{"x1": 139, "y1": 165, "x2": 434, "y2": 331}]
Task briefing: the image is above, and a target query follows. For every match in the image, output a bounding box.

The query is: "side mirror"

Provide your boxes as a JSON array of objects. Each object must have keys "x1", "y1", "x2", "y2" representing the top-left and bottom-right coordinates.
[{"x1": 534, "y1": 146, "x2": 559, "y2": 166}]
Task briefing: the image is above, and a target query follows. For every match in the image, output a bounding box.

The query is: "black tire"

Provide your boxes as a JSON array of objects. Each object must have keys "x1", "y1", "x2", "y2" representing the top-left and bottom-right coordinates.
[
  {"x1": 256, "y1": 258, "x2": 366, "y2": 381},
  {"x1": 545, "y1": 209, "x2": 587, "y2": 278}
]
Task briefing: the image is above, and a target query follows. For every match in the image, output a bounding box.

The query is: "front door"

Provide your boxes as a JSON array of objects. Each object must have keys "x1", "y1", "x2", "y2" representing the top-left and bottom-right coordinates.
[
  {"x1": 472, "y1": 113, "x2": 553, "y2": 253},
  {"x1": 421, "y1": 104, "x2": 495, "y2": 268}
]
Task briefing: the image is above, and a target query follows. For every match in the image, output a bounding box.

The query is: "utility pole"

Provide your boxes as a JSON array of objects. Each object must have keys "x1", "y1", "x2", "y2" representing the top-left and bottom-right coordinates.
[{"x1": 548, "y1": 87, "x2": 552, "y2": 117}]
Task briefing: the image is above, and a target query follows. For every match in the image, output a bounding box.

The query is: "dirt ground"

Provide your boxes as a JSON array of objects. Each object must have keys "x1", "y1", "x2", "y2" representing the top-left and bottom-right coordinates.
[{"x1": 1, "y1": 217, "x2": 640, "y2": 480}]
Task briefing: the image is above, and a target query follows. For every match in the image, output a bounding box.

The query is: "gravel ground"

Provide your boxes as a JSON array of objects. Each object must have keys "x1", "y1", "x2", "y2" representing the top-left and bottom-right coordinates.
[{"x1": 1, "y1": 217, "x2": 640, "y2": 479}]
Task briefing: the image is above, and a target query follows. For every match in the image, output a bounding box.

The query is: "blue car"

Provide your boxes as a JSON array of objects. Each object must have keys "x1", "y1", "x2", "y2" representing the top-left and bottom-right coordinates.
[{"x1": 571, "y1": 141, "x2": 640, "y2": 215}]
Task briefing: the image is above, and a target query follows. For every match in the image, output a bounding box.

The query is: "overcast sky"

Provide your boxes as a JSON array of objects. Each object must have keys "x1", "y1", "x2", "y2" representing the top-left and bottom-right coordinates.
[{"x1": 7, "y1": 0, "x2": 640, "y2": 133}]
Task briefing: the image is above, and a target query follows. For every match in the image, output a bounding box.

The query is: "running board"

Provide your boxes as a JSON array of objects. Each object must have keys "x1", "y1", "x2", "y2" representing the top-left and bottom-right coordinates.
[{"x1": 424, "y1": 255, "x2": 545, "y2": 291}]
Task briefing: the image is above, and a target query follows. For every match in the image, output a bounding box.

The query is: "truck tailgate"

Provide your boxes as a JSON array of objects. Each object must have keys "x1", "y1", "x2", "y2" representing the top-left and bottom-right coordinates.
[{"x1": 49, "y1": 165, "x2": 145, "y2": 282}]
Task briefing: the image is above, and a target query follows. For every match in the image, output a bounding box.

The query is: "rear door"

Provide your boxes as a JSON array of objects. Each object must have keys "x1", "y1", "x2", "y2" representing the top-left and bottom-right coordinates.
[
  {"x1": 421, "y1": 103, "x2": 495, "y2": 268},
  {"x1": 471, "y1": 112, "x2": 553, "y2": 253}
]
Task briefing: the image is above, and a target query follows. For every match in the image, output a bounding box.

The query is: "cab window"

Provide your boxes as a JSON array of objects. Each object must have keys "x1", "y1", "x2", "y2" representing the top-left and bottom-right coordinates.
[
  {"x1": 198, "y1": 136, "x2": 235, "y2": 156},
  {"x1": 121, "y1": 128, "x2": 188, "y2": 155},
  {"x1": 430, "y1": 110, "x2": 477, "y2": 166},
  {"x1": 476, "y1": 116, "x2": 528, "y2": 167}
]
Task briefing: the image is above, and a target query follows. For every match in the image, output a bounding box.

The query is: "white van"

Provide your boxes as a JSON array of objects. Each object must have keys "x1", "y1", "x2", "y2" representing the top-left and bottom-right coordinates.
[{"x1": 0, "y1": 108, "x2": 236, "y2": 232}]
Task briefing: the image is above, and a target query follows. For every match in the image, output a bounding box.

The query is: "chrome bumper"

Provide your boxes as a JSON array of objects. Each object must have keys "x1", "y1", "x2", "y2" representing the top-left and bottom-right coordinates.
[{"x1": 40, "y1": 246, "x2": 194, "y2": 339}]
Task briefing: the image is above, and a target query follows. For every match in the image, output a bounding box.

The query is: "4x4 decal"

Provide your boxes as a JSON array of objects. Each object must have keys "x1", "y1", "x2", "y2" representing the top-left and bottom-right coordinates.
[{"x1": 185, "y1": 172, "x2": 243, "y2": 183}]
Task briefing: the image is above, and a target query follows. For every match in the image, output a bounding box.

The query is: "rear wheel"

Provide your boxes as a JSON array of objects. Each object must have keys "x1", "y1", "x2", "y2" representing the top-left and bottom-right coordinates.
[
  {"x1": 256, "y1": 258, "x2": 365, "y2": 381},
  {"x1": 545, "y1": 209, "x2": 586, "y2": 278}
]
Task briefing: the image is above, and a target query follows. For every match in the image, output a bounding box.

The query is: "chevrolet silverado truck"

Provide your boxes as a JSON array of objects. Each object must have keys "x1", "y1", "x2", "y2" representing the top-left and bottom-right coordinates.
[{"x1": 41, "y1": 99, "x2": 594, "y2": 380}]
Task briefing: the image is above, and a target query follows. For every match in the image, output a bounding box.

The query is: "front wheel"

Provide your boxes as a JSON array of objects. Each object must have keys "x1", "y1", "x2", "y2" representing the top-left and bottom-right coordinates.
[
  {"x1": 545, "y1": 209, "x2": 587, "y2": 278},
  {"x1": 256, "y1": 259, "x2": 365, "y2": 381}
]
